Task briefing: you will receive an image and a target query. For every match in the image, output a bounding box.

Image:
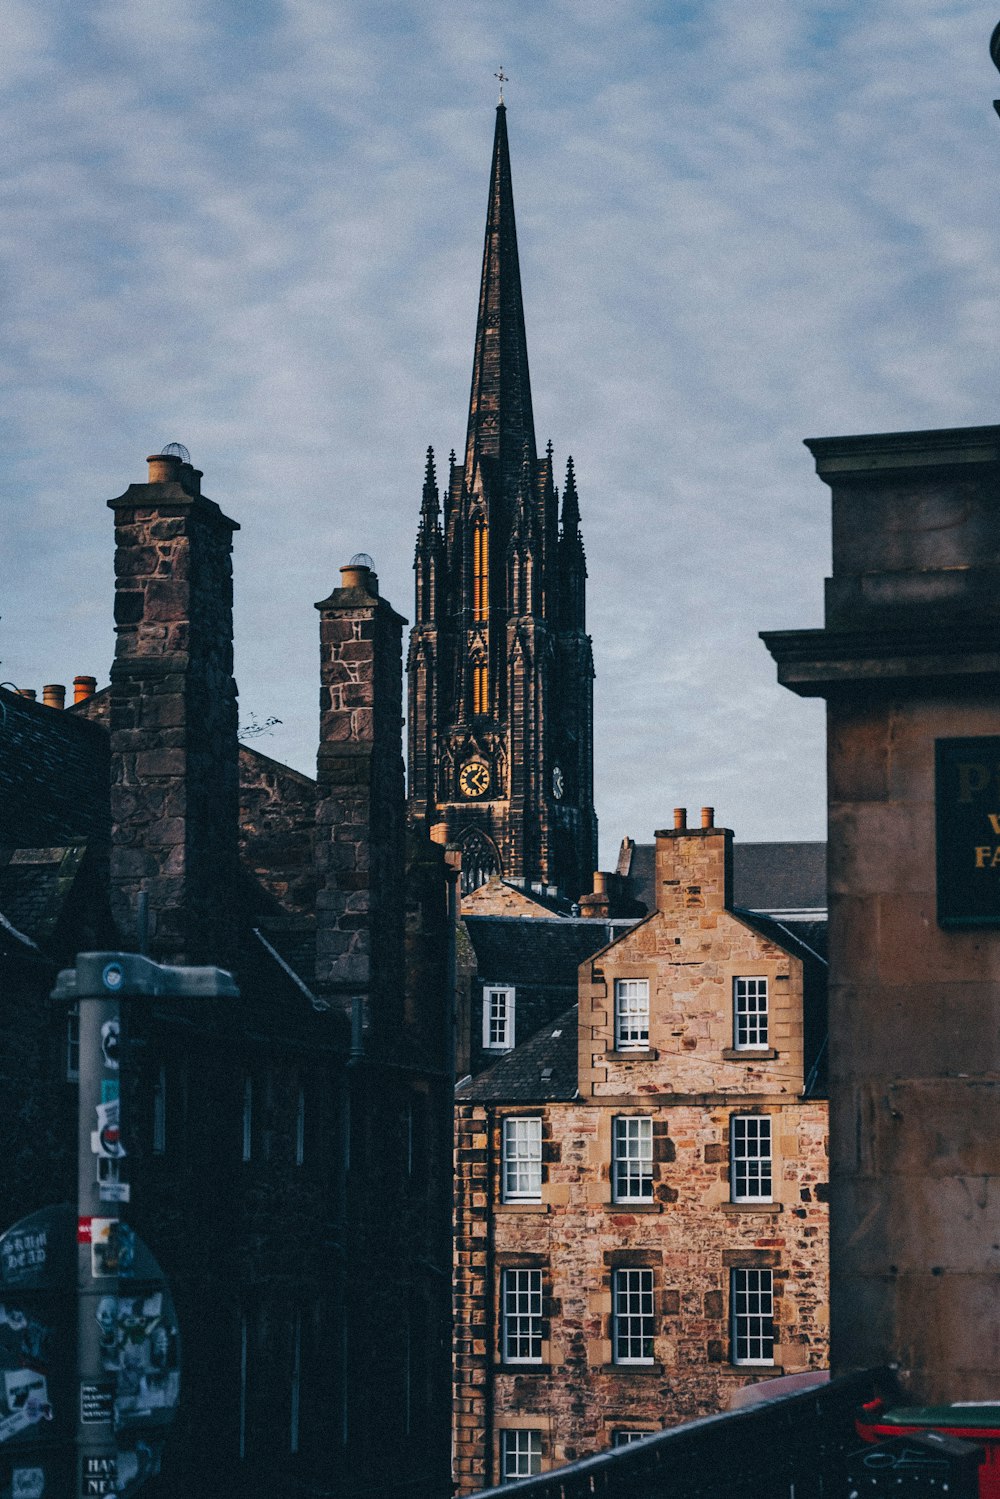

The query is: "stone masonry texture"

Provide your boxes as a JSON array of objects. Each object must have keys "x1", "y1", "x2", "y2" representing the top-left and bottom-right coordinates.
[{"x1": 453, "y1": 822, "x2": 829, "y2": 1490}]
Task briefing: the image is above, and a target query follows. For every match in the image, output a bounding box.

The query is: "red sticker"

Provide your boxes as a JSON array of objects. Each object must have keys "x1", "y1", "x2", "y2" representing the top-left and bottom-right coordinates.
[{"x1": 77, "y1": 1217, "x2": 93, "y2": 1244}]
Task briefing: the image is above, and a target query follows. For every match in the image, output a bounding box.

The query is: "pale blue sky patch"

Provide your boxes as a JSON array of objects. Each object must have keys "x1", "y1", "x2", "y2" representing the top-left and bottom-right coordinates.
[{"x1": 1, "y1": 0, "x2": 998, "y2": 862}]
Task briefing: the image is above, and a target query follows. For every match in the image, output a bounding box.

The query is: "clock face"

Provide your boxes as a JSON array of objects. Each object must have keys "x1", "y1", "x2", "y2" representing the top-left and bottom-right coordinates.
[
  {"x1": 552, "y1": 764, "x2": 565, "y2": 800},
  {"x1": 459, "y1": 758, "x2": 491, "y2": 799}
]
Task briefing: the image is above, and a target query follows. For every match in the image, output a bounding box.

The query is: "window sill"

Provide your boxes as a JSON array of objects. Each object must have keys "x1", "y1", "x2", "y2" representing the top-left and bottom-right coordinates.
[
  {"x1": 598, "y1": 1364, "x2": 664, "y2": 1376},
  {"x1": 496, "y1": 1364, "x2": 551, "y2": 1374},
  {"x1": 721, "y1": 1202, "x2": 782, "y2": 1215},
  {"x1": 606, "y1": 1202, "x2": 663, "y2": 1214},
  {"x1": 605, "y1": 1049, "x2": 659, "y2": 1061},
  {"x1": 497, "y1": 1202, "x2": 550, "y2": 1214},
  {"x1": 722, "y1": 1048, "x2": 777, "y2": 1061},
  {"x1": 720, "y1": 1364, "x2": 783, "y2": 1376}
]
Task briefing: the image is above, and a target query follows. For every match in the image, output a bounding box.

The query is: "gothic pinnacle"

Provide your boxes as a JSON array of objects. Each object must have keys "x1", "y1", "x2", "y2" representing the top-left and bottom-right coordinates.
[{"x1": 561, "y1": 455, "x2": 581, "y2": 534}]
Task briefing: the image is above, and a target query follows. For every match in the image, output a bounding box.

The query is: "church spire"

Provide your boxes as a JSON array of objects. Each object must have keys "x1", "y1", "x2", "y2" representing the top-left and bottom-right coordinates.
[{"x1": 464, "y1": 104, "x2": 536, "y2": 499}]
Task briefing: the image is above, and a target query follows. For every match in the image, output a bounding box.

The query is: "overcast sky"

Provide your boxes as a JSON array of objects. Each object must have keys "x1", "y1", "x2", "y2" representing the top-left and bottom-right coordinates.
[{"x1": 2, "y1": 0, "x2": 998, "y2": 864}]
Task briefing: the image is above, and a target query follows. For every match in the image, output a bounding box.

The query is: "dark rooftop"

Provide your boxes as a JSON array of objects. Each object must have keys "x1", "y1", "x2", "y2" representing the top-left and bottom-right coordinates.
[
  {"x1": 624, "y1": 840, "x2": 827, "y2": 917},
  {"x1": 457, "y1": 1005, "x2": 579, "y2": 1102},
  {"x1": 463, "y1": 915, "x2": 629, "y2": 987},
  {"x1": 0, "y1": 687, "x2": 109, "y2": 849}
]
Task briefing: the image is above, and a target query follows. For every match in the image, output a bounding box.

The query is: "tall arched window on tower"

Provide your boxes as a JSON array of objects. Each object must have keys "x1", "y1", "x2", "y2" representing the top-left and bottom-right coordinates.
[
  {"x1": 472, "y1": 654, "x2": 488, "y2": 716},
  {"x1": 473, "y1": 521, "x2": 488, "y2": 621}
]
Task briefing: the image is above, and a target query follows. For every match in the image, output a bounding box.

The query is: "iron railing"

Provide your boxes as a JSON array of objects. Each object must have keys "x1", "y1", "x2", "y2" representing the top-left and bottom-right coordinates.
[{"x1": 466, "y1": 1368, "x2": 897, "y2": 1499}]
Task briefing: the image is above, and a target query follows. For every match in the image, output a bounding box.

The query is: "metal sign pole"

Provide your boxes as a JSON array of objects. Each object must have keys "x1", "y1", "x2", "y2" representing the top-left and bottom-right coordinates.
[
  {"x1": 76, "y1": 959, "x2": 126, "y2": 1498},
  {"x1": 55, "y1": 952, "x2": 239, "y2": 1498}
]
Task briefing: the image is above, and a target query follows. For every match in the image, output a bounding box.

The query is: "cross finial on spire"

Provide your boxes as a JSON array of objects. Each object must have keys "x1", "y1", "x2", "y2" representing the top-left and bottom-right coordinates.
[{"x1": 495, "y1": 65, "x2": 508, "y2": 105}]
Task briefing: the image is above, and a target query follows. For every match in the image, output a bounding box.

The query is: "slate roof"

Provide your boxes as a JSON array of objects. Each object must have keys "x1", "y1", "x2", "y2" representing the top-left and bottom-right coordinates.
[
  {"x1": 0, "y1": 687, "x2": 109, "y2": 848},
  {"x1": 0, "y1": 846, "x2": 88, "y2": 947},
  {"x1": 457, "y1": 1006, "x2": 579, "y2": 1102},
  {"x1": 463, "y1": 915, "x2": 628, "y2": 986},
  {"x1": 733, "y1": 910, "x2": 828, "y2": 966},
  {"x1": 624, "y1": 840, "x2": 827, "y2": 917}
]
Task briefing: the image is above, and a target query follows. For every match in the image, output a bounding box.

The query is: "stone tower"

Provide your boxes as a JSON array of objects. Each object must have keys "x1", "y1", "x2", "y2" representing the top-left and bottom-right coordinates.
[{"x1": 407, "y1": 103, "x2": 597, "y2": 899}]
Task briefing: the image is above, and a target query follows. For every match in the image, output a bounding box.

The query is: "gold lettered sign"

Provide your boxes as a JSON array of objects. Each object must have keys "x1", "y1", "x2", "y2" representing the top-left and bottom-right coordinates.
[{"x1": 936, "y1": 736, "x2": 1000, "y2": 926}]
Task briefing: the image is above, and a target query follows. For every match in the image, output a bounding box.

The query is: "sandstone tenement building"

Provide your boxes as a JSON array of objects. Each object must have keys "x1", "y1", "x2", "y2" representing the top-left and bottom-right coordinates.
[
  {"x1": 453, "y1": 811, "x2": 829, "y2": 1491},
  {"x1": 407, "y1": 102, "x2": 598, "y2": 901}
]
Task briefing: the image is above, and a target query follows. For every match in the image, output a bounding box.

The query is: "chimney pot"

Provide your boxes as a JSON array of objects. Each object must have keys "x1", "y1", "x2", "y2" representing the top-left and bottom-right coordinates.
[
  {"x1": 146, "y1": 453, "x2": 184, "y2": 484},
  {"x1": 339, "y1": 562, "x2": 377, "y2": 595},
  {"x1": 593, "y1": 871, "x2": 608, "y2": 895},
  {"x1": 43, "y1": 684, "x2": 66, "y2": 710},
  {"x1": 18, "y1": 688, "x2": 36, "y2": 701},
  {"x1": 73, "y1": 675, "x2": 97, "y2": 705},
  {"x1": 701, "y1": 806, "x2": 714, "y2": 829},
  {"x1": 673, "y1": 807, "x2": 687, "y2": 830}
]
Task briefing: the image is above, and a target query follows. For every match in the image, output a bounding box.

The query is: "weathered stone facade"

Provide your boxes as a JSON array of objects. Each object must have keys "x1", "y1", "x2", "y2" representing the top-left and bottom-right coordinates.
[
  {"x1": 0, "y1": 450, "x2": 453, "y2": 1499},
  {"x1": 764, "y1": 423, "x2": 1000, "y2": 1400},
  {"x1": 454, "y1": 814, "x2": 829, "y2": 1491},
  {"x1": 315, "y1": 559, "x2": 406, "y2": 1032},
  {"x1": 407, "y1": 105, "x2": 597, "y2": 900},
  {"x1": 108, "y1": 451, "x2": 240, "y2": 964}
]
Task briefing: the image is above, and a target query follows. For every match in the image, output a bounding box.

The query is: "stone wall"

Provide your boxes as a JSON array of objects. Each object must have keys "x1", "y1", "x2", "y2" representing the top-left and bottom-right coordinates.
[
  {"x1": 108, "y1": 452, "x2": 240, "y2": 964},
  {"x1": 454, "y1": 817, "x2": 829, "y2": 1491},
  {"x1": 314, "y1": 561, "x2": 406, "y2": 1032},
  {"x1": 238, "y1": 744, "x2": 316, "y2": 925}
]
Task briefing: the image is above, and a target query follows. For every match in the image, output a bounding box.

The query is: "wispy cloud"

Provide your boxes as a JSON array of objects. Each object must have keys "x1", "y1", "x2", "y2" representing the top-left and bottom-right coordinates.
[{"x1": 1, "y1": 0, "x2": 997, "y2": 857}]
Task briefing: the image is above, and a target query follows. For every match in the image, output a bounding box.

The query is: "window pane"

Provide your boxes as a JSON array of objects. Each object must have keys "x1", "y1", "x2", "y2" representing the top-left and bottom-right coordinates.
[
  {"x1": 484, "y1": 988, "x2": 514, "y2": 1049},
  {"x1": 501, "y1": 1429, "x2": 541, "y2": 1481},
  {"x1": 614, "y1": 980, "x2": 649, "y2": 1051},
  {"x1": 730, "y1": 1115, "x2": 772, "y2": 1202},
  {"x1": 732, "y1": 1268, "x2": 774, "y2": 1365},
  {"x1": 503, "y1": 1118, "x2": 542, "y2": 1201},
  {"x1": 502, "y1": 1269, "x2": 543, "y2": 1363},
  {"x1": 613, "y1": 1268, "x2": 655, "y2": 1364},
  {"x1": 733, "y1": 977, "x2": 768, "y2": 1049},
  {"x1": 612, "y1": 1116, "x2": 653, "y2": 1201}
]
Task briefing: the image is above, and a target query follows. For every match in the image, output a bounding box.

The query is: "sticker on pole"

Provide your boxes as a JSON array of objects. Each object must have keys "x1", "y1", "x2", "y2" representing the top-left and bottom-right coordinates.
[{"x1": 0, "y1": 1206, "x2": 180, "y2": 1499}]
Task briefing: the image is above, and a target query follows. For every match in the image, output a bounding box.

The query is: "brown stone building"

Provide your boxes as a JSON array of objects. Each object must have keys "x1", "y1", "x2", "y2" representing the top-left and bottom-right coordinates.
[
  {"x1": 453, "y1": 810, "x2": 829, "y2": 1491},
  {"x1": 764, "y1": 423, "x2": 1000, "y2": 1399},
  {"x1": 407, "y1": 103, "x2": 598, "y2": 901},
  {"x1": 0, "y1": 452, "x2": 453, "y2": 1499}
]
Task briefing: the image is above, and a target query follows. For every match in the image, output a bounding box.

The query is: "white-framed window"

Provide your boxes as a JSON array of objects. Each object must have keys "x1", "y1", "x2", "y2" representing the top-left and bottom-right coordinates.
[
  {"x1": 730, "y1": 1115, "x2": 772, "y2": 1202},
  {"x1": 501, "y1": 1429, "x2": 542, "y2": 1482},
  {"x1": 501, "y1": 1268, "x2": 543, "y2": 1364},
  {"x1": 612, "y1": 1116, "x2": 653, "y2": 1202},
  {"x1": 733, "y1": 977, "x2": 768, "y2": 1049},
  {"x1": 242, "y1": 1076, "x2": 253, "y2": 1163},
  {"x1": 502, "y1": 1117, "x2": 543, "y2": 1202},
  {"x1": 731, "y1": 1268, "x2": 774, "y2": 1366},
  {"x1": 66, "y1": 1003, "x2": 80, "y2": 1081},
  {"x1": 612, "y1": 1430, "x2": 651, "y2": 1447},
  {"x1": 152, "y1": 1062, "x2": 167, "y2": 1156},
  {"x1": 483, "y1": 986, "x2": 515, "y2": 1050},
  {"x1": 614, "y1": 979, "x2": 649, "y2": 1051},
  {"x1": 613, "y1": 1267, "x2": 655, "y2": 1365}
]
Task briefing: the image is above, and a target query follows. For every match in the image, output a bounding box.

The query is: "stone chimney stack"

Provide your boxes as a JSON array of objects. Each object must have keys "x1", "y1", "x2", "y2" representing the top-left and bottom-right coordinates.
[
  {"x1": 108, "y1": 449, "x2": 240, "y2": 964},
  {"x1": 654, "y1": 808, "x2": 733, "y2": 916},
  {"x1": 577, "y1": 870, "x2": 611, "y2": 919},
  {"x1": 314, "y1": 559, "x2": 407, "y2": 1037}
]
